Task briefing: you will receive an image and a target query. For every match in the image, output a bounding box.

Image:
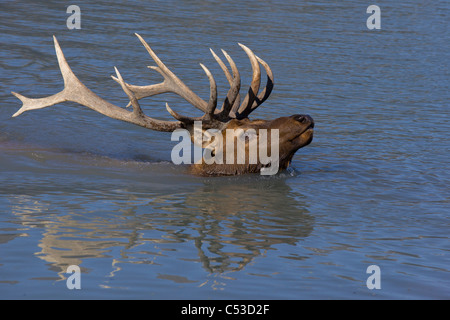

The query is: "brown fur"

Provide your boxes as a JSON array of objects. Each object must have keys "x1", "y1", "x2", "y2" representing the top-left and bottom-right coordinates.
[{"x1": 189, "y1": 114, "x2": 314, "y2": 176}]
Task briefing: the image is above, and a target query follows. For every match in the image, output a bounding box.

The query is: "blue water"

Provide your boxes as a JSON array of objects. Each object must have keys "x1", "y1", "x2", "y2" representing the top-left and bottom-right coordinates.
[{"x1": 0, "y1": 0, "x2": 449, "y2": 299}]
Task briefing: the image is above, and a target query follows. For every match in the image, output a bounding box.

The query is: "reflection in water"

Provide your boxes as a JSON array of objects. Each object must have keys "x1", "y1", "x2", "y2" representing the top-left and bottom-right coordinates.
[
  {"x1": 5, "y1": 176, "x2": 313, "y2": 283},
  {"x1": 181, "y1": 178, "x2": 313, "y2": 274}
]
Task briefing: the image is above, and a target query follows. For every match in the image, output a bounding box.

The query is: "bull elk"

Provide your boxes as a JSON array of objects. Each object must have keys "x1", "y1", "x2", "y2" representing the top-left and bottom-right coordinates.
[{"x1": 11, "y1": 34, "x2": 314, "y2": 176}]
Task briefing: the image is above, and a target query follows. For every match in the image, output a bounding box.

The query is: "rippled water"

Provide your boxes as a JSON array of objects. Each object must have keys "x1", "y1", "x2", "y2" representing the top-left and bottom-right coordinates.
[{"x1": 0, "y1": 0, "x2": 449, "y2": 299}]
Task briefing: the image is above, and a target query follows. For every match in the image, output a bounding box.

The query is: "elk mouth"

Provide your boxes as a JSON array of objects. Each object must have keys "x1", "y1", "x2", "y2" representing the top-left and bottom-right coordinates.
[
  {"x1": 294, "y1": 115, "x2": 314, "y2": 136},
  {"x1": 302, "y1": 122, "x2": 314, "y2": 134},
  {"x1": 290, "y1": 116, "x2": 314, "y2": 147}
]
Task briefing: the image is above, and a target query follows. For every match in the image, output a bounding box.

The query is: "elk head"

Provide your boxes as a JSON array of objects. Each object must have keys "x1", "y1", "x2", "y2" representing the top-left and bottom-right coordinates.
[{"x1": 11, "y1": 34, "x2": 314, "y2": 176}]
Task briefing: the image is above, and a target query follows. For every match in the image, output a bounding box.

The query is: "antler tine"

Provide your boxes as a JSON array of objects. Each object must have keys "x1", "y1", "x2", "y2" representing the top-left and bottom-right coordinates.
[
  {"x1": 165, "y1": 102, "x2": 196, "y2": 123},
  {"x1": 238, "y1": 55, "x2": 274, "y2": 118},
  {"x1": 210, "y1": 48, "x2": 241, "y2": 120},
  {"x1": 210, "y1": 48, "x2": 233, "y2": 84},
  {"x1": 235, "y1": 43, "x2": 261, "y2": 118},
  {"x1": 165, "y1": 63, "x2": 218, "y2": 124},
  {"x1": 199, "y1": 63, "x2": 218, "y2": 120},
  {"x1": 12, "y1": 36, "x2": 182, "y2": 132},
  {"x1": 112, "y1": 65, "x2": 170, "y2": 108},
  {"x1": 254, "y1": 56, "x2": 274, "y2": 107},
  {"x1": 114, "y1": 34, "x2": 209, "y2": 113},
  {"x1": 113, "y1": 67, "x2": 144, "y2": 117}
]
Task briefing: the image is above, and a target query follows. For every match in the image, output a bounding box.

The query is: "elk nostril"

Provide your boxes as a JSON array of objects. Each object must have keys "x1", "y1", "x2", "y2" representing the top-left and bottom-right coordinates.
[{"x1": 294, "y1": 115, "x2": 306, "y2": 123}]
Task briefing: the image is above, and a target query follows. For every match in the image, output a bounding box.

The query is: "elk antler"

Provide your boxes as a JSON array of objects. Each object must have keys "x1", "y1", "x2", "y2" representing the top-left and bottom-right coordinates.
[
  {"x1": 12, "y1": 34, "x2": 274, "y2": 133},
  {"x1": 119, "y1": 36, "x2": 274, "y2": 121},
  {"x1": 11, "y1": 35, "x2": 183, "y2": 132}
]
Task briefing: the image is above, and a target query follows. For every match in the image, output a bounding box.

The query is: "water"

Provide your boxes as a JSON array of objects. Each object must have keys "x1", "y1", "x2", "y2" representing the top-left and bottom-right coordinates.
[{"x1": 0, "y1": 0, "x2": 449, "y2": 299}]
